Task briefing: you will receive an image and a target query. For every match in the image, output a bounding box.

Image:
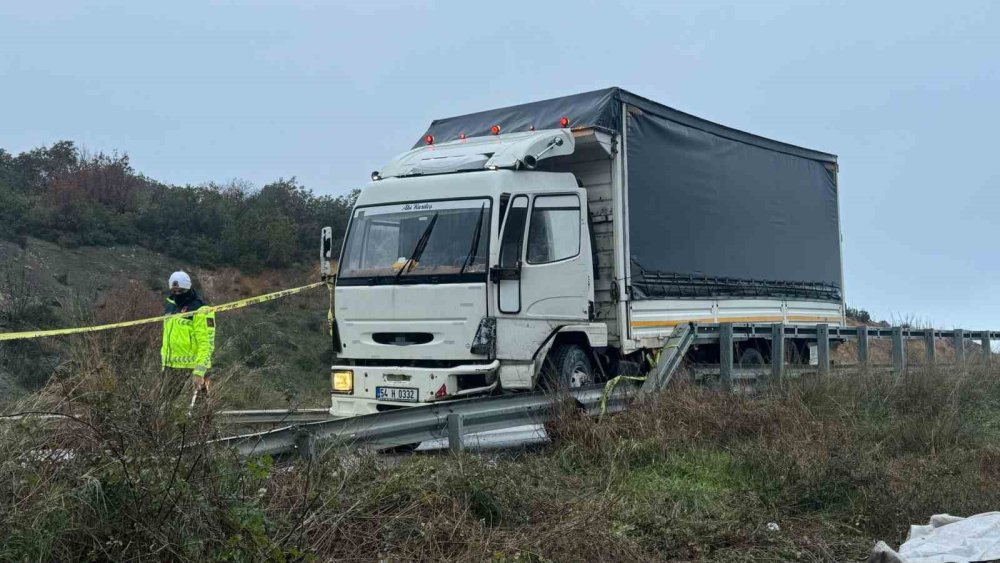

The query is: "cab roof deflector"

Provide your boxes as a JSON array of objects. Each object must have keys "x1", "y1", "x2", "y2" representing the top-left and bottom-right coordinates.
[{"x1": 379, "y1": 129, "x2": 575, "y2": 179}]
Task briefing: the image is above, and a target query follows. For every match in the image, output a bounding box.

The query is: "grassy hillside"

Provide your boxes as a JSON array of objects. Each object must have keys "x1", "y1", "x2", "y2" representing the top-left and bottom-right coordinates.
[
  {"x1": 3, "y1": 353, "x2": 999, "y2": 560},
  {"x1": 0, "y1": 236, "x2": 332, "y2": 406},
  {"x1": 0, "y1": 140, "x2": 353, "y2": 405}
]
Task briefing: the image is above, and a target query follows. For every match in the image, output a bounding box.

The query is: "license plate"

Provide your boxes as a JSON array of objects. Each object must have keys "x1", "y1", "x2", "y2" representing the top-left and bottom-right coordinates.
[{"x1": 376, "y1": 386, "x2": 419, "y2": 402}]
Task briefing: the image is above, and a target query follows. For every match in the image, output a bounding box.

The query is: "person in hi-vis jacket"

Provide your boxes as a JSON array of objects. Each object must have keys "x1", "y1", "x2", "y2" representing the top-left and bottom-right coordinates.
[{"x1": 161, "y1": 271, "x2": 216, "y2": 396}]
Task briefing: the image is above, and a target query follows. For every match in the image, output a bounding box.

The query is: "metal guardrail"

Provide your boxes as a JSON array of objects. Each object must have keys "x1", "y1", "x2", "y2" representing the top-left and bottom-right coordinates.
[
  {"x1": 215, "y1": 409, "x2": 334, "y2": 425},
  {"x1": 207, "y1": 322, "x2": 998, "y2": 459},
  {"x1": 209, "y1": 383, "x2": 636, "y2": 459},
  {"x1": 0, "y1": 409, "x2": 336, "y2": 426},
  {"x1": 708, "y1": 322, "x2": 997, "y2": 382}
]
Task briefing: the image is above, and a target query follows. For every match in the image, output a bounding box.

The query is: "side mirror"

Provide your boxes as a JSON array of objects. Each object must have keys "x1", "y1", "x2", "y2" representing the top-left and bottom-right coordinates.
[{"x1": 320, "y1": 227, "x2": 333, "y2": 279}]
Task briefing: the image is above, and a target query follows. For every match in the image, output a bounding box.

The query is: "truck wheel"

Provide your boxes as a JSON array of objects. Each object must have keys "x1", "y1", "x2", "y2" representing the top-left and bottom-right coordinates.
[
  {"x1": 785, "y1": 341, "x2": 804, "y2": 365},
  {"x1": 738, "y1": 347, "x2": 765, "y2": 369},
  {"x1": 544, "y1": 344, "x2": 595, "y2": 390}
]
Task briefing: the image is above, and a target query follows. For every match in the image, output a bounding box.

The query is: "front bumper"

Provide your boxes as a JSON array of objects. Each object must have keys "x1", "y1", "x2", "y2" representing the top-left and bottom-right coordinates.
[{"x1": 329, "y1": 360, "x2": 500, "y2": 417}]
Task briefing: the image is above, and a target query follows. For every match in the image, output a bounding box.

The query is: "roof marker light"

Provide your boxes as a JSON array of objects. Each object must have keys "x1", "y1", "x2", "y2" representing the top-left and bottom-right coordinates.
[
  {"x1": 559, "y1": 116, "x2": 569, "y2": 128},
  {"x1": 491, "y1": 125, "x2": 501, "y2": 135},
  {"x1": 371, "y1": 171, "x2": 381, "y2": 181},
  {"x1": 424, "y1": 134, "x2": 434, "y2": 145},
  {"x1": 459, "y1": 132, "x2": 466, "y2": 140},
  {"x1": 529, "y1": 125, "x2": 535, "y2": 131}
]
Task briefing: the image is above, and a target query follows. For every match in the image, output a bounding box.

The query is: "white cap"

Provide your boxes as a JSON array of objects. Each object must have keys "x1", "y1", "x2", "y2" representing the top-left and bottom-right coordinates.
[{"x1": 168, "y1": 271, "x2": 192, "y2": 290}]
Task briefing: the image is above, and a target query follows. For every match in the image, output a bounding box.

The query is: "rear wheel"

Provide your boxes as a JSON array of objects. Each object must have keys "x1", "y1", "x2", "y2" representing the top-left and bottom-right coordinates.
[
  {"x1": 738, "y1": 347, "x2": 765, "y2": 369},
  {"x1": 785, "y1": 341, "x2": 805, "y2": 365},
  {"x1": 543, "y1": 344, "x2": 595, "y2": 390}
]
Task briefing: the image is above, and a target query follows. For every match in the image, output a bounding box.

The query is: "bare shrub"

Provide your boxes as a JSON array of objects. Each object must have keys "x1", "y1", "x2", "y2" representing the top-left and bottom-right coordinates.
[{"x1": 46, "y1": 150, "x2": 145, "y2": 213}]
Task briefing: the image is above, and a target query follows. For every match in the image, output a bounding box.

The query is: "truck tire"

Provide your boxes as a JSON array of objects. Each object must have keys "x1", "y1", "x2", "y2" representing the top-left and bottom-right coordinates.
[
  {"x1": 738, "y1": 347, "x2": 765, "y2": 369},
  {"x1": 543, "y1": 344, "x2": 595, "y2": 390},
  {"x1": 785, "y1": 341, "x2": 805, "y2": 365}
]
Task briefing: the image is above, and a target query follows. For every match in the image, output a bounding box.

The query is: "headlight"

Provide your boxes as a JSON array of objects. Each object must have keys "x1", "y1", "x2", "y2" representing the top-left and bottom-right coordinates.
[
  {"x1": 470, "y1": 317, "x2": 496, "y2": 356},
  {"x1": 331, "y1": 370, "x2": 354, "y2": 394}
]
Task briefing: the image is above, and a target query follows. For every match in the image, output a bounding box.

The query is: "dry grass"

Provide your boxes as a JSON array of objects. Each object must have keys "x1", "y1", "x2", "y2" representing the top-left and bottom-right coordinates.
[{"x1": 2, "y1": 332, "x2": 1000, "y2": 561}]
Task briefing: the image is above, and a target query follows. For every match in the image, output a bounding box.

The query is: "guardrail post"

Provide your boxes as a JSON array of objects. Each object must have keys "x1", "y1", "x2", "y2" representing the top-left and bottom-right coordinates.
[
  {"x1": 954, "y1": 329, "x2": 965, "y2": 367},
  {"x1": 771, "y1": 323, "x2": 785, "y2": 384},
  {"x1": 924, "y1": 330, "x2": 936, "y2": 365},
  {"x1": 857, "y1": 326, "x2": 869, "y2": 365},
  {"x1": 295, "y1": 431, "x2": 317, "y2": 460},
  {"x1": 981, "y1": 330, "x2": 993, "y2": 364},
  {"x1": 892, "y1": 327, "x2": 906, "y2": 373},
  {"x1": 817, "y1": 324, "x2": 830, "y2": 375},
  {"x1": 447, "y1": 413, "x2": 464, "y2": 453},
  {"x1": 720, "y1": 323, "x2": 733, "y2": 387}
]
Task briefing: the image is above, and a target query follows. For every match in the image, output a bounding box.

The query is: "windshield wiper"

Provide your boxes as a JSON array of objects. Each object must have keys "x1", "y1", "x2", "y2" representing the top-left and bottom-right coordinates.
[
  {"x1": 395, "y1": 213, "x2": 439, "y2": 282},
  {"x1": 459, "y1": 203, "x2": 487, "y2": 275}
]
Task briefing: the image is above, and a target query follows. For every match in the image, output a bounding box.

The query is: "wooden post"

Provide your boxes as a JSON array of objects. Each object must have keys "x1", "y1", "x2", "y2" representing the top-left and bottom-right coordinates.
[
  {"x1": 817, "y1": 324, "x2": 830, "y2": 375},
  {"x1": 771, "y1": 323, "x2": 785, "y2": 384},
  {"x1": 720, "y1": 323, "x2": 733, "y2": 387}
]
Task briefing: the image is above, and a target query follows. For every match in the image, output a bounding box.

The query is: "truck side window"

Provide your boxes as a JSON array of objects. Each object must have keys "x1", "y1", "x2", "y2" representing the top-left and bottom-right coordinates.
[
  {"x1": 527, "y1": 194, "x2": 580, "y2": 264},
  {"x1": 499, "y1": 195, "x2": 528, "y2": 268}
]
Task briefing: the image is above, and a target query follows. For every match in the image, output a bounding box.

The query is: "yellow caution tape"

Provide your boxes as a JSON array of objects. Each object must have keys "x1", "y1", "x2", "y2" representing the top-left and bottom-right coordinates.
[
  {"x1": 327, "y1": 282, "x2": 334, "y2": 337},
  {"x1": 0, "y1": 281, "x2": 329, "y2": 342},
  {"x1": 598, "y1": 342, "x2": 683, "y2": 416},
  {"x1": 599, "y1": 374, "x2": 646, "y2": 417}
]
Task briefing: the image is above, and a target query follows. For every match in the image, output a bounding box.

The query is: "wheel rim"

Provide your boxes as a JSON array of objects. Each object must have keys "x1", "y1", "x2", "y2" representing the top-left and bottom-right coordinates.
[{"x1": 568, "y1": 365, "x2": 591, "y2": 388}]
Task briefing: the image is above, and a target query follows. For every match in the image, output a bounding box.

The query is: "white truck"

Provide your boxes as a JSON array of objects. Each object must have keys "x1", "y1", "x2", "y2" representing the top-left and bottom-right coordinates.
[{"x1": 322, "y1": 88, "x2": 844, "y2": 417}]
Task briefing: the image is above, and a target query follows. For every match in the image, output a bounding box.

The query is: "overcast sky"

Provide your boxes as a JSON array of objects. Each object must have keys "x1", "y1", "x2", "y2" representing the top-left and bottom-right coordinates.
[{"x1": 2, "y1": 1, "x2": 998, "y2": 329}]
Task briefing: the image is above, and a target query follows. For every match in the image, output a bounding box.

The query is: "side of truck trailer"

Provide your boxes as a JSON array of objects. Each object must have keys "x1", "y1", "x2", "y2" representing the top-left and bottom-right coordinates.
[{"x1": 323, "y1": 88, "x2": 844, "y2": 417}]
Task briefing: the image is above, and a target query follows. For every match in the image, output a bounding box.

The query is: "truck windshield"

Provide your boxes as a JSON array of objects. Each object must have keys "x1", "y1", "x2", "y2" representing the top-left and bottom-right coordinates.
[{"x1": 339, "y1": 198, "x2": 491, "y2": 284}]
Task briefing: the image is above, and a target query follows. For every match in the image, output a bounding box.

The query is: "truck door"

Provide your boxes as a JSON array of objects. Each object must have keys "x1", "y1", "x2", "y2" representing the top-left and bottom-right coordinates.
[
  {"x1": 496, "y1": 195, "x2": 528, "y2": 314},
  {"x1": 492, "y1": 189, "x2": 594, "y2": 365},
  {"x1": 519, "y1": 191, "x2": 592, "y2": 321}
]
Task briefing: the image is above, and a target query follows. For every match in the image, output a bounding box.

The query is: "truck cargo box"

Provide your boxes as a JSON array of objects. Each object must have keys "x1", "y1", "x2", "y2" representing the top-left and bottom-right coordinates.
[{"x1": 416, "y1": 88, "x2": 842, "y2": 304}]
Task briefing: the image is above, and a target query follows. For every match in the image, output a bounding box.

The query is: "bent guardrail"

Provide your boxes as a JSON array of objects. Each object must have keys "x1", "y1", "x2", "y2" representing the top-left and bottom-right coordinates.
[
  {"x1": 210, "y1": 383, "x2": 637, "y2": 459},
  {"x1": 210, "y1": 322, "x2": 999, "y2": 460}
]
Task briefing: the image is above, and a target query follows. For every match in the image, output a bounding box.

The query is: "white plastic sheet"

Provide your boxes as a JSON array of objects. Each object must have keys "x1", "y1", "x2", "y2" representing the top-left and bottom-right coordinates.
[{"x1": 869, "y1": 512, "x2": 1000, "y2": 563}]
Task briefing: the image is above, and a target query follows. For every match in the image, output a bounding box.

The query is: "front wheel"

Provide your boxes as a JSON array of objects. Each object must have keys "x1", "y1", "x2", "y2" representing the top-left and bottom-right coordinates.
[{"x1": 543, "y1": 344, "x2": 595, "y2": 390}]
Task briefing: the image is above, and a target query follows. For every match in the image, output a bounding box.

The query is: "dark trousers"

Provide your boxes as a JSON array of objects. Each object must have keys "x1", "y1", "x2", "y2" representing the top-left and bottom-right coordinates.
[{"x1": 160, "y1": 367, "x2": 192, "y2": 406}]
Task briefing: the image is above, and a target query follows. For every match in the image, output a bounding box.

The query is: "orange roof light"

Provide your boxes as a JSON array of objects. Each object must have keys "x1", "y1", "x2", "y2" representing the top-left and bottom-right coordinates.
[
  {"x1": 424, "y1": 134, "x2": 434, "y2": 145},
  {"x1": 559, "y1": 116, "x2": 569, "y2": 128},
  {"x1": 491, "y1": 125, "x2": 501, "y2": 135}
]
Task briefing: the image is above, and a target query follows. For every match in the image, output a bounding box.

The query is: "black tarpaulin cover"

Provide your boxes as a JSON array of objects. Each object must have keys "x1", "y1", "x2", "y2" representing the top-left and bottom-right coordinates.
[{"x1": 417, "y1": 88, "x2": 842, "y2": 301}]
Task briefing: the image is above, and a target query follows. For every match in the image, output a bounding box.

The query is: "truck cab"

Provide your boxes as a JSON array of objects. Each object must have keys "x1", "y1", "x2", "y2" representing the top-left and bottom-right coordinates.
[{"x1": 327, "y1": 130, "x2": 606, "y2": 417}]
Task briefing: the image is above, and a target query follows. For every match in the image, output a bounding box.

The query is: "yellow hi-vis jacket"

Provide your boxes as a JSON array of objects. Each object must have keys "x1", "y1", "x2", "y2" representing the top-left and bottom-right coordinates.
[{"x1": 161, "y1": 291, "x2": 216, "y2": 377}]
